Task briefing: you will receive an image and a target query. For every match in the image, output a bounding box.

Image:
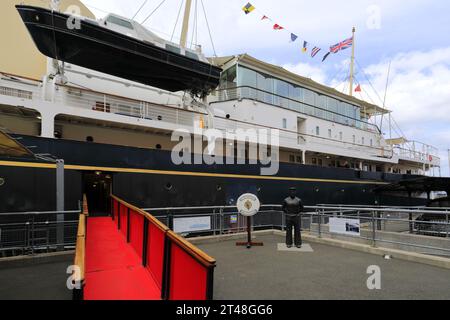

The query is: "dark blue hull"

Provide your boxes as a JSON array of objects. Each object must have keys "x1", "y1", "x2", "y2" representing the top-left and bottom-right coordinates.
[{"x1": 0, "y1": 135, "x2": 425, "y2": 212}]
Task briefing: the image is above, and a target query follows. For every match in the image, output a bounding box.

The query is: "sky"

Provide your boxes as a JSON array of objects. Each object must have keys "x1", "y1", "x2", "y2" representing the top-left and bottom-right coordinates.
[{"x1": 80, "y1": 0, "x2": 450, "y2": 176}]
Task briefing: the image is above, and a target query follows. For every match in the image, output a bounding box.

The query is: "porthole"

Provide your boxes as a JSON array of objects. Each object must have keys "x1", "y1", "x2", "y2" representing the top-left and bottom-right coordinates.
[
  {"x1": 216, "y1": 185, "x2": 222, "y2": 192},
  {"x1": 157, "y1": 115, "x2": 163, "y2": 121},
  {"x1": 226, "y1": 114, "x2": 231, "y2": 119},
  {"x1": 165, "y1": 183, "x2": 173, "y2": 191},
  {"x1": 156, "y1": 144, "x2": 162, "y2": 150},
  {"x1": 0, "y1": 178, "x2": 5, "y2": 187}
]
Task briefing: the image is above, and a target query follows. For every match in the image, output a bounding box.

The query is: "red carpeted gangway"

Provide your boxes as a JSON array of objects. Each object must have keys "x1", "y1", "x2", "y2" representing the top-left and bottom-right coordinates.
[{"x1": 73, "y1": 195, "x2": 216, "y2": 300}]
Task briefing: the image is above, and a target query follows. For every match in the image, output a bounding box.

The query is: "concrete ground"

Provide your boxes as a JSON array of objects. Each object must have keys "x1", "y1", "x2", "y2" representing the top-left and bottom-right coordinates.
[
  {"x1": 0, "y1": 253, "x2": 73, "y2": 300},
  {"x1": 198, "y1": 234, "x2": 450, "y2": 300}
]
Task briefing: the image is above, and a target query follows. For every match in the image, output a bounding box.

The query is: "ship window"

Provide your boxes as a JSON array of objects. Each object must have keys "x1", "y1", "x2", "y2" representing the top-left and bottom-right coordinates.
[
  {"x1": 282, "y1": 118, "x2": 287, "y2": 129},
  {"x1": 362, "y1": 137, "x2": 365, "y2": 145},
  {"x1": 185, "y1": 51, "x2": 199, "y2": 60},
  {"x1": 328, "y1": 129, "x2": 332, "y2": 138},
  {"x1": 166, "y1": 44, "x2": 181, "y2": 55},
  {"x1": 86, "y1": 136, "x2": 94, "y2": 143},
  {"x1": 289, "y1": 155, "x2": 295, "y2": 163},
  {"x1": 312, "y1": 158, "x2": 317, "y2": 165},
  {"x1": 238, "y1": 66, "x2": 257, "y2": 88},
  {"x1": 339, "y1": 132, "x2": 343, "y2": 141},
  {"x1": 316, "y1": 126, "x2": 320, "y2": 136},
  {"x1": 296, "y1": 156, "x2": 302, "y2": 163},
  {"x1": 220, "y1": 65, "x2": 237, "y2": 89},
  {"x1": 352, "y1": 135, "x2": 356, "y2": 144},
  {"x1": 106, "y1": 15, "x2": 134, "y2": 30}
]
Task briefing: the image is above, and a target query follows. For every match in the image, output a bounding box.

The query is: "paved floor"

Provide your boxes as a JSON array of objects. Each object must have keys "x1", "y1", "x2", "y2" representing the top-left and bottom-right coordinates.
[
  {"x1": 0, "y1": 255, "x2": 73, "y2": 300},
  {"x1": 198, "y1": 234, "x2": 450, "y2": 300},
  {"x1": 84, "y1": 218, "x2": 160, "y2": 300}
]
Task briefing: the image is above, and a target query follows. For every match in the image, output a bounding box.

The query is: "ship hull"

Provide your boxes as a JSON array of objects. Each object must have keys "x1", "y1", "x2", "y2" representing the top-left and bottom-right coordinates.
[
  {"x1": 16, "y1": 5, "x2": 221, "y2": 94},
  {"x1": 0, "y1": 135, "x2": 426, "y2": 213}
]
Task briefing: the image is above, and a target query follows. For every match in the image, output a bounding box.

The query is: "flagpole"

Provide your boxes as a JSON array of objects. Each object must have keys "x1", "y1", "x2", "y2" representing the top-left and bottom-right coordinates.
[
  {"x1": 349, "y1": 27, "x2": 356, "y2": 96},
  {"x1": 180, "y1": 0, "x2": 192, "y2": 48}
]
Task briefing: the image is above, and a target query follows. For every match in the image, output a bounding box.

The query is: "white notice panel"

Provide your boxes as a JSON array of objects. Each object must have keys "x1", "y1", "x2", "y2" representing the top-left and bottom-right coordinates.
[
  {"x1": 173, "y1": 216, "x2": 211, "y2": 233},
  {"x1": 329, "y1": 218, "x2": 361, "y2": 236}
]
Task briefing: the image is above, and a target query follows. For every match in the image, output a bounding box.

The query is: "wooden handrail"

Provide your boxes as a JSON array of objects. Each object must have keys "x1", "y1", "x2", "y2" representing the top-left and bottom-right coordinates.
[
  {"x1": 74, "y1": 195, "x2": 88, "y2": 287},
  {"x1": 167, "y1": 231, "x2": 216, "y2": 268},
  {"x1": 111, "y1": 195, "x2": 168, "y2": 233}
]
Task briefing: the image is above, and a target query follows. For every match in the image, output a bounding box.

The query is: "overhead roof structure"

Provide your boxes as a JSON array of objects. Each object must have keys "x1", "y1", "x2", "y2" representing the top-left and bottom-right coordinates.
[
  {"x1": 0, "y1": 130, "x2": 35, "y2": 158},
  {"x1": 374, "y1": 177, "x2": 450, "y2": 194}
]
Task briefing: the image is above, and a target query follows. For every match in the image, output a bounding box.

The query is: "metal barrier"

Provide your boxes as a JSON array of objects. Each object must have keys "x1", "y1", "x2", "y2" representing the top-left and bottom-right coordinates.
[
  {"x1": 143, "y1": 204, "x2": 450, "y2": 256},
  {"x1": 0, "y1": 209, "x2": 81, "y2": 257}
]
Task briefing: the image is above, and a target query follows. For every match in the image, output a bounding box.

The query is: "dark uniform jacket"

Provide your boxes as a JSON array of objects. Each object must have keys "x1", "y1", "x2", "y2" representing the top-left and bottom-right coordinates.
[{"x1": 282, "y1": 197, "x2": 304, "y2": 217}]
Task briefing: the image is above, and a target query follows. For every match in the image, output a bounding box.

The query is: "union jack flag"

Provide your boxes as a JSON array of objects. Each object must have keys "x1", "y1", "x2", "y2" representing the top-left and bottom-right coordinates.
[
  {"x1": 311, "y1": 47, "x2": 321, "y2": 58},
  {"x1": 330, "y1": 37, "x2": 353, "y2": 53}
]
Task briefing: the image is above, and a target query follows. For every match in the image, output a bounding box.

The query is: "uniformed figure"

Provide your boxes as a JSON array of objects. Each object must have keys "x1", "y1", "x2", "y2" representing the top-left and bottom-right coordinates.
[{"x1": 282, "y1": 187, "x2": 304, "y2": 248}]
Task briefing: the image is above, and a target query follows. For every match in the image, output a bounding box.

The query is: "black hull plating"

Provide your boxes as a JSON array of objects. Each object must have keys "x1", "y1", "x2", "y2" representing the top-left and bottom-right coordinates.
[
  {"x1": 0, "y1": 135, "x2": 425, "y2": 212},
  {"x1": 16, "y1": 5, "x2": 221, "y2": 94}
]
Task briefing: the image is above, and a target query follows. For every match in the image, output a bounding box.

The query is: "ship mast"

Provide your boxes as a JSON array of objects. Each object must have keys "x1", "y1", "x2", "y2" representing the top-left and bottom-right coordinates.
[
  {"x1": 180, "y1": 0, "x2": 192, "y2": 48},
  {"x1": 349, "y1": 27, "x2": 356, "y2": 96}
]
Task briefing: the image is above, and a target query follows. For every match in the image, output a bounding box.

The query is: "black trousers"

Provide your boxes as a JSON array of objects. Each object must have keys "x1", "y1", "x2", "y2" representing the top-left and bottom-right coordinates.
[{"x1": 286, "y1": 215, "x2": 302, "y2": 246}]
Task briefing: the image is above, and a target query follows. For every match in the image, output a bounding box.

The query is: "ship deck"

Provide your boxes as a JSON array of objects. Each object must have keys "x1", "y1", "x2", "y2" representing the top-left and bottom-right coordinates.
[{"x1": 1, "y1": 233, "x2": 450, "y2": 300}]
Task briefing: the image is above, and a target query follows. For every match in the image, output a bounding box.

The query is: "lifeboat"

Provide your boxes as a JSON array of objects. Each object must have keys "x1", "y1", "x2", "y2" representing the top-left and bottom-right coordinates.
[{"x1": 16, "y1": 5, "x2": 222, "y2": 96}]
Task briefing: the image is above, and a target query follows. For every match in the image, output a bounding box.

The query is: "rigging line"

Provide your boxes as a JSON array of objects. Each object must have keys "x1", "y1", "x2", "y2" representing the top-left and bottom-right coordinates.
[
  {"x1": 141, "y1": 0, "x2": 167, "y2": 25},
  {"x1": 132, "y1": 0, "x2": 149, "y2": 20},
  {"x1": 200, "y1": 0, "x2": 217, "y2": 57},
  {"x1": 355, "y1": 76, "x2": 375, "y2": 104},
  {"x1": 380, "y1": 60, "x2": 392, "y2": 132},
  {"x1": 190, "y1": 0, "x2": 198, "y2": 49},
  {"x1": 355, "y1": 58, "x2": 384, "y2": 106},
  {"x1": 331, "y1": 60, "x2": 350, "y2": 89},
  {"x1": 171, "y1": 0, "x2": 184, "y2": 42},
  {"x1": 353, "y1": 74, "x2": 377, "y2": 106}
]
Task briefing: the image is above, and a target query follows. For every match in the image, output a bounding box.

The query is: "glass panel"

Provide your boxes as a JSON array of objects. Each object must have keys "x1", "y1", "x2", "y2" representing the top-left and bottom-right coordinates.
[
  {"x1": 238, "y1": 66, "x2": 257, "y2": 88},
  {"x1": 256, "y1": 72, "x2": 274, "y2": 104},
  {"x1": 274, "y1": 79, "x2": 289, "y2": 108},
  {"x1": 107, "y1": 15, "x2": 134, "y2": 30},
  {"x1": 185, "y1": 51, "x2": 199, "y2": 60},
  {"x1": 166, "y1": 44, "x2": 181, "y2": 55}
]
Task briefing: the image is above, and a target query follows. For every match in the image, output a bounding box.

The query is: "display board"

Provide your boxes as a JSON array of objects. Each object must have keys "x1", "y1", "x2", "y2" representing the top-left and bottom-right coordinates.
[
  {"x1": 173, "y1": 216, "x2": 212, "y2": 233},
  {"x1": 329, "y1": 217, "x2": 361, "y2": 236}
]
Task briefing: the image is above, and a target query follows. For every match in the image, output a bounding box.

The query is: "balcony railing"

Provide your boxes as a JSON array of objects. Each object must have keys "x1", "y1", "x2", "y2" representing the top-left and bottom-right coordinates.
[
  {"x1": 56, "y1": 85, "x2": 207, "y2": 129},
  {"x1": 213, "y1": 86, "x2": 380, "y2": 133}
]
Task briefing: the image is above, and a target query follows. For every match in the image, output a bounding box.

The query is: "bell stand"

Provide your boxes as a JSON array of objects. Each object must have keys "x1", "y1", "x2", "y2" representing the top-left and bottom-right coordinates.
[{"x1": 236, "y1": 216, "x2": 264, "y2": 249}]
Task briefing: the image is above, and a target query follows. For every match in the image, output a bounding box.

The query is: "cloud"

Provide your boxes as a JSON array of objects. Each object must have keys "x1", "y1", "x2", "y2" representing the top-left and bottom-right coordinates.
[
  {"x1": 356, "y1": 47, "x2": 450, "y2": 176},
  {"x1": 283, "y1": 62, "x2": 328, "y2": 84}
]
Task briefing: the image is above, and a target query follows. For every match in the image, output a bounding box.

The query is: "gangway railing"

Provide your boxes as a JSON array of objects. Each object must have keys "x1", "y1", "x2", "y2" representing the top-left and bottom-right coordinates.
[
  {"x1": 111, "y1": 195, "x2": 216, "y2": 300},
  {"x1": 73, "y1": 195, "x2": 88, "y2": 300}
]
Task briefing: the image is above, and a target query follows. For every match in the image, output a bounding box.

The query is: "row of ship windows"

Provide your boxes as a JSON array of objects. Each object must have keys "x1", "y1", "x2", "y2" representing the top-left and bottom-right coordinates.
[
  {"x1": 222, "y1": 65, "x2": 363, "y2": 121},
  {"x1": 314, "y1": 126, "x2": 375, "y2": 146},
  {"x1": 281, "y1": 118, "x2": 376, "y2": 147}
]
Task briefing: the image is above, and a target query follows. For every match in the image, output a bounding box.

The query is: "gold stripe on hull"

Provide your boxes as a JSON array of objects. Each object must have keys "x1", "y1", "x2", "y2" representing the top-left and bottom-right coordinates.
[{"x1": 0, "y1": 160, "x2": 389, "y2": 185}]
